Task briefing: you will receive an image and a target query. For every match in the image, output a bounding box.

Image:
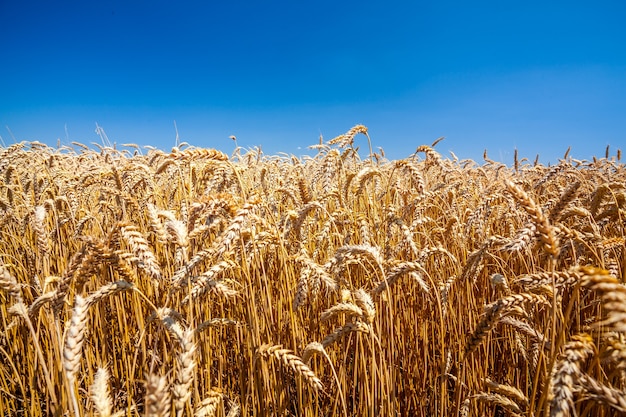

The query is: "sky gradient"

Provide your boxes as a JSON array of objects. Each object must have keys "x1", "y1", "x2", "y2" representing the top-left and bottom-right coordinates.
[{"x1": 1, "y1": 0, "x2": 625, "y2": 163}]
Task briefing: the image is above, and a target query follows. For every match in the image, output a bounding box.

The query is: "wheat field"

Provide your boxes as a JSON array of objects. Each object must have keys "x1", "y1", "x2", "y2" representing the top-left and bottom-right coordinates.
[{"x1": 1, "y1": 126, "x2": 625, "y2": 416}]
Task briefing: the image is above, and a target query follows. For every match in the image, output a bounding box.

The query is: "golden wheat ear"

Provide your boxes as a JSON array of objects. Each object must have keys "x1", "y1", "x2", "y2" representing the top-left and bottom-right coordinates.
[
  {"x1": 257, "y1": 344, "x2": 323, "y2": 392},
  {"x1": 505, "y1": 179, "x2": 559, "y2": 258},
  {"x1": 576, "y1": 374, "x2": 626, "y2": 413},
  {"x1": 465, "y1": 293, "x2": 549, "y2": 357},
  {"x1": 194, "y1": 390, "x2": 228, "y2": 417},
  {"x1": 550, "y1": 334, "x2": 596, "y2": 417}
]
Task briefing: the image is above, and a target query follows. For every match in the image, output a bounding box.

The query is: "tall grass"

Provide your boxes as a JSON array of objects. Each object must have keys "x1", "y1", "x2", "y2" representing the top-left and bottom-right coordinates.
[{"x1": 1, "y1": 129, "x2": 625, "y2": 416}]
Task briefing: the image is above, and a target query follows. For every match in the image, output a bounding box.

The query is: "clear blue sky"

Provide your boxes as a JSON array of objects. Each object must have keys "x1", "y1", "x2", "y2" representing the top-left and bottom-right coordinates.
[{"x1": 1, "y1": 0, "x2": 625, "y2": 163}]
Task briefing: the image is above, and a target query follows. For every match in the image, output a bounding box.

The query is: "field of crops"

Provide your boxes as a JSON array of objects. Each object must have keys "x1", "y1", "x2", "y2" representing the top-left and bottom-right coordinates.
[{"x1": 1, "y1": 126, "x2": 625, "y2": 416}]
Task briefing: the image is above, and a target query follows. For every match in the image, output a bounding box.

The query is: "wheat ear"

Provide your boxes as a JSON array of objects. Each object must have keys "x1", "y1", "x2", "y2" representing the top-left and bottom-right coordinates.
[
  {"x1": 472, "y1": 392, "x2": 523, "y2": 415},
  {"x1": 63, "y1": 295, "x2": 90, "y2": 417},
  {"x1": 86, "y1": 280, "x2": 134, "y2": 308},
  {"x1": 195, "y1": 318, "x2": 242, "y2": 334},
  {"x1": 465, "y1": 293, "x2": 549, "y2": 356},
  {"x1": 257, "y1": 344, "x2": 323, "y2": 392},
  {"x1": 579, "y1": 266, "x2": 626, "y2": 332},
  {"x1": 577, "y1": 373, "x2": 626, "y2": 412},
  {"x1": 321, "y1": 302, "x2": 364, "y2": 322},
  {"x1": 353, "y1": 288, "x2": 376, "y2": 324},
  {"x1": 90, "y1": 367, "x2": 113, "y2": 417},
  {"x1": 483, "y1": 377, "x2": 529, "y2": 408},
  {"x1": 173, "y1": 328, "x2": 196, "y2": 415},
  {"x1": 373, "y1": 261, "x2": 429, "y2": 296},
  {"x1": 63, "y1": 295, "x2": 89, "y2": 380},
  {"x1": 145, "y1": 373, "x2": 171, "y2": 417},
  {"x1": 0, "y1": 265, "x2": 23, "y2": 301},
  {"x1": 550, "y1": 333, "x2": 595, "y2": 417},
  {"x1": 32, "y1": 205, "x2": 49, "y2": 254},
  {"x1": 181, "y1": 260, "x2": 238, "y2": 304},
  {"x1": 505, "y1": 179, "x2": 559, "y2": 258},
  {"x1": 119, "y1": 222, "x2": 162, "y2": 280},
  {"x1": 322, "y1": 321, "x2": 371, "y2": 348},
  {"x1": 194, "y1": 390, "x2": 224, "y2": 417}
]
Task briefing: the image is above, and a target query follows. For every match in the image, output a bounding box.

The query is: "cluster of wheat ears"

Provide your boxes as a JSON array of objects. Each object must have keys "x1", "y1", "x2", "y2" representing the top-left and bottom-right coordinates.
[{"x1": 0, "y1": 126, "x2": 625, "y2": 416}]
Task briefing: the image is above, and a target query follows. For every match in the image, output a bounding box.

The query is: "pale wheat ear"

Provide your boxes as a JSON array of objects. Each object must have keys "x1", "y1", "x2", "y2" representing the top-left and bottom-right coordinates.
[
  {"x1": 0, "y1": 265, "x2": 22, "y2": 301},
  {"x1": 118, "y1": 222, "x2": 162, "y2": 280},
  {"x1": 32, "y1": 205, "x2": 49, "y2": 255},
  {"x1": 353, "y1": 288, "x2": 375, "y2": 324},
  {"x1": 194, "y1": 391, "x2": 222, "y2": 417},
  {"x1": 145, "y1": 373, "x2": 171, "y2": 417},
  {"x1": 63, "y1": 295, "x2": 89, "y2": 379},
  {"x1": 90, "y1": 367, "x2": 113, "y2": 417},
  {"x1": 173, "y1": 328, "x2": 196, "y2": 415},
  {"x1": 63, "y1": 294, "x2": 90, "y2": 417}
]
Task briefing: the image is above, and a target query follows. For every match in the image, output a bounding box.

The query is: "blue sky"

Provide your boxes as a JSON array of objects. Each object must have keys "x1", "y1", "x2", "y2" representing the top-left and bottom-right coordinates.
[{"x1": 1, "y1": 1, "x2": 625, "y2": 163}]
